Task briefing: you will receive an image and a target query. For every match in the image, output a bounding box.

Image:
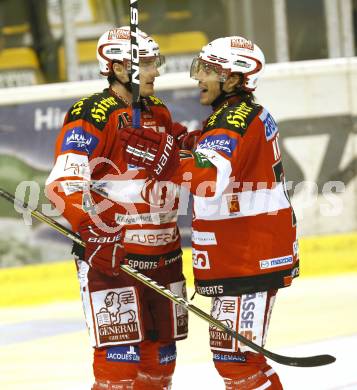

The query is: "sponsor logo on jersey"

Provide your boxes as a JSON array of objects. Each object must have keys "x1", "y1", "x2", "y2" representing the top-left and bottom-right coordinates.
[
  {"x1": 61, "y1": 180, "x2": 87, "y2": 195},
  {"x1": 198, "y1": 134, "x2": 237, "y2": 157},
  {"x1": 90, "y1": 96, "x2": 118, "y2": 123},
  {"x1": 92, "y1": 287, "x2": 142, "y2": 346},
  {"x1": 207, "y1": 102, "x2": 229, "y2": 127},
  {"x1": 61, "y1": 127, "x2": 99, "y2": 155},
  {"x1": 124, "y1": 227, "x2": 178, "y2": 246},
  {"x1": 192, "y1": 230, "x2": 217, "y2": 245},
  {"x1": 194, "y1": 152, "x2": 214, "y2": 168},
  {"x1": 209, "y1": 297, "x2": 238, "y2": 350},
  {"x1": 213, "y1": 353, "x2": 246, "y2": 362},
  {"x1": 259, "y1": 255, "x2": 293, "y2": 269},
  {"x1": 127, "y1": 254, "x2": 180, "y2": 270},
  {"x1": 115, "y1": 211, "x2": 177, "y2": 225},
  {"x1": 196, "y1": 285, "x2": 224, "y2": 295},
  {"x1": 192, "y1": 249, "x2": 210, "y2": 269},
  {"x1": 106, "y1": 345, "x2": 140, "y2": 362},
  {"x1": 159, "y1": 343, "x2": 177, "y2": 364},
  {"x1": 238, "y1": 292, "x2": 267, "y2": 352},
  {"x1": 226, "y1": 102, "x2": 254, "y2": 129},
  {"x1": 259, "y1": 108, "x2": 278, "y2": 141}
]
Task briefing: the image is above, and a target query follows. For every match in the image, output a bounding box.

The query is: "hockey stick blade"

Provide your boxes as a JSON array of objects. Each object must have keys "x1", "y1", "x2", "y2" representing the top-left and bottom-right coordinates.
[{"x1": 0, "y1": 187, "x2": 336, "y2": 367}]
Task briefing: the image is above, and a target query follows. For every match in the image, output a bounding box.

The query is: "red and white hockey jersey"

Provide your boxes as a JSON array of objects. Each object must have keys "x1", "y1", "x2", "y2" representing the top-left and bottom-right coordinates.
[
  {"x1": 172, "y1": 96, "x2": 299, "y2": 296},
  {"x1": 46, "y1": 89, "x2": 182, "y2": 266}
]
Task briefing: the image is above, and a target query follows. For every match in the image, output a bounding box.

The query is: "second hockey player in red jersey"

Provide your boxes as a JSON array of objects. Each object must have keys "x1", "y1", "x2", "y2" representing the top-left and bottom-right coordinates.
[
  {"x1": 46, "y1": 26, "x2": 190, "y2": 390},
  {"x1": 119, "y1": 36, "x2": 299, "y2": 389}
]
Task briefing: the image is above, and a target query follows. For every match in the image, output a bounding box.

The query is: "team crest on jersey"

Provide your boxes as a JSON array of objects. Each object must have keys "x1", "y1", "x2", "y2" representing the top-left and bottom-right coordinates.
[
  {"x1": 61, "y1": 127, "x2": 99, "y2": 155},
  {"x1": 259, "y1": 108, "x2": 278, "y2": 141},
  {"x1": 198, "y1": 134, "x2": 237, "y2": 157}
]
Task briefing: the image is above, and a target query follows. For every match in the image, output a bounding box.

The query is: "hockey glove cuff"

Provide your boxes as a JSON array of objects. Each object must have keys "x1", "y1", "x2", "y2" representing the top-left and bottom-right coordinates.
[
  {"x1": 78, "y1": 220, "x2": 126, "y2": 277},
  {"x1": 170, "y1": 122, "x2": 201, "y2": 151}
]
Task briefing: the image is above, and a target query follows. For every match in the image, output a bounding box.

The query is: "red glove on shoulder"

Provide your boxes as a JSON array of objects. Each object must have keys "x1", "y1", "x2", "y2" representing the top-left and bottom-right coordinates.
[
  {"x1": 119, "y1": 127, "x2": 180, "y2": 181},
  {"x1": 78, "y1": 219, "x2": 126, "y2": 277},
  {"x1": 170, "y1": 122, "x2": 201, "y2": 150}
]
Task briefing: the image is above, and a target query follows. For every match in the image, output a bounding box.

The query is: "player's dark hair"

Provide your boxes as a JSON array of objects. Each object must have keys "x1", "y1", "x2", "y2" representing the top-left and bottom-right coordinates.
[{"x1": 234, "y1": 73, "x2": 255, "y2": 104}]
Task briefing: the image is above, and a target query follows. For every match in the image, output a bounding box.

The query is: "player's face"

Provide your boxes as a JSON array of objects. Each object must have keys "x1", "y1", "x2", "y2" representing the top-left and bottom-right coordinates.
[
  {"x1": 197, "y1": 72, "x2": 221, "y2": 105},
  {"x1": 139, "y1": 58, "x2": 160, "y2": 97}
]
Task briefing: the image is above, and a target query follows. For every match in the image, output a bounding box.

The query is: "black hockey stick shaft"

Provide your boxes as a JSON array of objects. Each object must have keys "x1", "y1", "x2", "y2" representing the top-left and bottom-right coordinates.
[
  {"x1": 129, "y1": 0, "x2": 141, "y2": 128},
  {"x1": 0, "y1": 187, "x2": 336, "y2": 367}
]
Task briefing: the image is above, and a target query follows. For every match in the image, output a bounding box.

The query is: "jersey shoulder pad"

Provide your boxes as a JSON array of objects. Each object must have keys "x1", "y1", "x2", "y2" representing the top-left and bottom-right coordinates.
[
  {"x1": 204, "y1": 100, "x2": 262, "y2": 136},
  {"x1": 66, "y1": 89, "x2": 125, "y2": 131}
]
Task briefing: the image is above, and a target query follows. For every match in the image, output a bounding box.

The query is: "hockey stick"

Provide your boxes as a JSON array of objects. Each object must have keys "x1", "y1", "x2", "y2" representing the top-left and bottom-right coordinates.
[
  {"x1": 129, "y1": 0, "x2": 141, "y2": 128},
  {"x1": 0, "y1": 187, "x2": 336, "y2": 367}
]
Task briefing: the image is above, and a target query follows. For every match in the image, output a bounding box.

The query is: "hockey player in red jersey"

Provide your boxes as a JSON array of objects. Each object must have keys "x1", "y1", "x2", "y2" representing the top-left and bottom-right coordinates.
[
  {"x1": 45, "y1": 26, "x2": 191, "y2": 390},
  {"x1": 119, "y1": 36, "x2": 300, "y2": 389}
]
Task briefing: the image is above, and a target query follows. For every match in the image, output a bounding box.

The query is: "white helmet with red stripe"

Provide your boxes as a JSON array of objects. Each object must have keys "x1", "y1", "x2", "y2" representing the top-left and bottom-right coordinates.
[
  {"x1": 190, "y1": 36, "x2": 265, "y2": 91},
  {"x1": 96, "y1": 26, "x2": 165, "y2": 76}
]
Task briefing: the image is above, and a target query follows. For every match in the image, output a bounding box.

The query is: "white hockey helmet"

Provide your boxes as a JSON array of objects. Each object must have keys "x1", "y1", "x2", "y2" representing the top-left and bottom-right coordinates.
[
  {"x1": 96, "y1": 26, "x2": 165, "y2": 76},
  {"x1": 190, "y1": 36, "x2": 265, "y2": 91}
]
